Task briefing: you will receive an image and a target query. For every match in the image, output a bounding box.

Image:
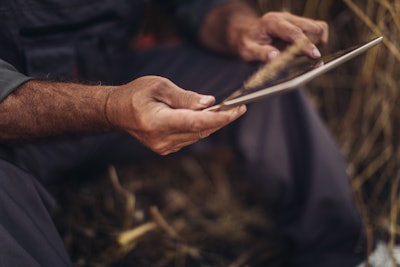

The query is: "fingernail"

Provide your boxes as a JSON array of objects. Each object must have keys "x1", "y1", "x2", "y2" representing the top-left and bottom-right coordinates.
[
  {"x1": 199, "y1": 96, "x2": 214, "y2": 106},
  {"x1": 268, "y1": 50, "x2": 280, "y2": 61},
  {"x1": 312, "y1": 48, "x2": 321, "y2": 58}
]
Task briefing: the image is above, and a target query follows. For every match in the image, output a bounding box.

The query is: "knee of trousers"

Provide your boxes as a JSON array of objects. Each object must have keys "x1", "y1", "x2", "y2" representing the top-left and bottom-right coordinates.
[{"x1": 0, "y1": 160, "x2": 71, "y2": 267}]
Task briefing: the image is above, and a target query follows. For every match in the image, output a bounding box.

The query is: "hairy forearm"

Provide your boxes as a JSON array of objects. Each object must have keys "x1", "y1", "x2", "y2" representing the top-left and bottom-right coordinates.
[
  {"x1": 0, "y1": 80, "x2": 114, "y2": 140},
  {"x1": 199, "y1": 1, "x2": 259, "y2": 55}
]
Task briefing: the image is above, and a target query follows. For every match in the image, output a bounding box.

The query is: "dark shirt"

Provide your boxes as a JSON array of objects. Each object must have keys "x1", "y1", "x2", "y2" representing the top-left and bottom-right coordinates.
[
  {"x1": 0, "y1": 60, "x2": 32, "y2": 101},
  {"x1": 0, "y1": 0, "x2": 230, "y2": 102}
]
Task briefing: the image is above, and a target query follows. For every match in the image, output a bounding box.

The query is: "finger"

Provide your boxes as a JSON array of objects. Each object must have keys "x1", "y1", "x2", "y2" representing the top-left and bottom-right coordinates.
[
  {"x1": 162, "y1": 105, "x2": 246, "y2": 134},
  {"x1": 262, "y1": 14, "x2": 322, "y2": 58},
  {"x1": 153, "y1": 122, "x2": 230, "y2": 155},
  {"x1": 271, "y1": 20, "x2": 321, "y2": 58},
  {"x1": 282, "y1": 13, "x2": 329, "y2": 45},
  {"x1": 145, "y1": 128, "x2": 214, "y2": 155},
  {"x1": 163, "y1": 130, "x2": 217, "y2": 154},
  {"x1": 152, "y1": 105, "x2": 246, "y2": 155},
  {"x1": 317, "y1": 21, "x2": 329, "y2": 44},
  {"x1": 240, "y1": 39, "x2": 281, "y2": 62},
  {"x1": 156, "y1": 82, "x2": 216, "y2": 110}
]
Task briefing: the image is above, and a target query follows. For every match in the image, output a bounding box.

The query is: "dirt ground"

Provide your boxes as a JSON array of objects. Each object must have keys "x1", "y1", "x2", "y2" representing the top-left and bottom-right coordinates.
[{"x1": 52, "y1": 147, "x2": 288, "y2": 267}]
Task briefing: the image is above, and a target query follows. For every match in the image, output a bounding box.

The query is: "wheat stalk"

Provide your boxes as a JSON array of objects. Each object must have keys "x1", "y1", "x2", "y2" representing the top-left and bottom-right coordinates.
[
  {"x1": 223, "y1": 39, "x2": 308, "y2": 102},
  {"x1": 343, "y1": 0, "x2": 400, "y2": 62}
]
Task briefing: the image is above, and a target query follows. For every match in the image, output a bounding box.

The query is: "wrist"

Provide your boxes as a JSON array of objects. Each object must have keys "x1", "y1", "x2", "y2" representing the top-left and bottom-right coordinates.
[
  {"x1": 100, "y1": 85, "x2": 118, "y2": 131},
  {"x1": 104, "y1": 83, "x2": 135, "y2": 133}
]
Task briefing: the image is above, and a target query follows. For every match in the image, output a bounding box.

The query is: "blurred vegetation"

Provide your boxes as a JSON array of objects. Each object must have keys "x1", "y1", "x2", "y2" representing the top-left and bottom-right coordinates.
[
  {"x1": 257, "y1": 0, "x2": 400, "y2": 258},
  {"x1": 54, "y1": 150, "x2": 286, "y2": 266},
  {"x1": 54, "y1": 0, "x2": 400, "y2": 266}
]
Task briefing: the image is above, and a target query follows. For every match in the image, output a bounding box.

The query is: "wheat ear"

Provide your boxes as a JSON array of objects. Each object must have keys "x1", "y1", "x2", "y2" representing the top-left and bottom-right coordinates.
[{"x1": 224, "y1": 39, "x2": 308, "y2": 101}]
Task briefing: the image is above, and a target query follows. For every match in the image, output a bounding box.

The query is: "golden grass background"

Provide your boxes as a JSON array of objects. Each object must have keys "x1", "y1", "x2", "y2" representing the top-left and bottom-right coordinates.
[
  {"x1": 257, "y1": 0, "x2": 400, "y2": 256},
  {"x1": 53, "y1": 1, "x2": 400, "y2": 266}
]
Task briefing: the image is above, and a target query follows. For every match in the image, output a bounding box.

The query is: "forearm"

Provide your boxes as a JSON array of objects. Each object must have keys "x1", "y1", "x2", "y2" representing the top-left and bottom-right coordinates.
[
  {"x1": 0, "y1": 80, "x2": 114, "y2": 140},
  {"x1": 199, "y1": 1, "x2": 259, "y2": 55}
]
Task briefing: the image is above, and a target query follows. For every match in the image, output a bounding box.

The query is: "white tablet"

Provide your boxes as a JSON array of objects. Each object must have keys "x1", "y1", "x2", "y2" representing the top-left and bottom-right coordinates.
[{"x1": 206, "y1": 36, "x2": 383, "y2": 111}]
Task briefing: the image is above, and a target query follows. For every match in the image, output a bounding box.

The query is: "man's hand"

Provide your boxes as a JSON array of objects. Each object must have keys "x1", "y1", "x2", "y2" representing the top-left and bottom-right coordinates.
[
  {"x1": 106, "y1": 76, "x2": 246, "y2": 155},
  {"x1": 1, "y1": 77, "x2": 245, "y2": 154},
  {"x1": 199, "y1": 2, "x2": 329, "y2": 62},
  {"x1": 232, "y1": 12, "x2": 328, "y2": 62}
]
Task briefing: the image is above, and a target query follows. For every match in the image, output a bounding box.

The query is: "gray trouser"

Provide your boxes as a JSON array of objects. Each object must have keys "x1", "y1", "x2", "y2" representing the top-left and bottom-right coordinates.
[{"x1": 0, "y1": 43, "x2": 365, "y2": 267}]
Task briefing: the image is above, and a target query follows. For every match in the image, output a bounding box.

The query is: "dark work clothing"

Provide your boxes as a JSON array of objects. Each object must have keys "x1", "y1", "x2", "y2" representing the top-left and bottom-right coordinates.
[
  {"x1": 155, "y1": 0, "x2": 230, "y2": 40},
  {"x1": 0, "y1": 0, "x2": 231, "y2": 101},
  {"x1": 0, "y1": 60, "x2": 32, "y2": 101},
  {"x1": 0, "y1": 0, "x2": 145, "y2": 82},
  {"x1": 0, "y1": 160, "x2": 70, "y2": 267},
  {"x1": 0, "y1": 1, "x2": 365, "y2": 266}
]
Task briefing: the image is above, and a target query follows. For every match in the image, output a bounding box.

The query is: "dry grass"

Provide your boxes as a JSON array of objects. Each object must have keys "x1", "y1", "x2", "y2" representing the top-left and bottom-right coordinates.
[
  {"x1": 53, "y1": 148, "x2": 285, "y2": 267},
  {"x1": 53, "y1": 0, "x2": 400, "y2": 266},
  {"x1": 259, "y1": 0, "x2": 400, "y2": 263}
]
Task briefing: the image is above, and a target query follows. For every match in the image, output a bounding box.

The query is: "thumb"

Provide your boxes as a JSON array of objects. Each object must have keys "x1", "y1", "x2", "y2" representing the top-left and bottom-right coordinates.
[{"x1": 158, "y1": 84, "x2": 216, "y2": 110}]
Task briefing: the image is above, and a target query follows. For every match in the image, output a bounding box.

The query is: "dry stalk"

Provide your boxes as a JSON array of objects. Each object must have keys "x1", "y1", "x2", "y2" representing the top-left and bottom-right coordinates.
[
  {"x1": 224, "y1": 39, "x2": 308, "y2": 102},
  {"x1": 150, "y1": 205, "x2": 183, "y2": 241},
  {"x1": 108, "y1": 165, "x2": 136, "y2": 229},
  {"x1": 353, "y1": 188, "x2": 373, "y2": 267},
  {"x1": 117, "y1": 222, "x2": 158, "y2": 247},
  {"x1": 342, "y1": 0, "x2": 400, "y2": 62},
  {"x1": 379, "y1": 217, "x2": 400, "y2": 237},
  {"x1": 351, "y1": 98, "x2": 393, "y2": 166},
  {"x1": 389, "y1": 174, "x2": 400, "y2": 266},
  {"x1": 352, "y1": 146, "x2": 393, "y2": 191},
  {"x1": 149, "y1": 206, "x2": 202, "y2": 262},
  {"x1": 243, "y1": 40, "x2": 306, "y2": 88},
  {"x1": 379, "y1": 0, "x2": 400, "y2": 33},
  {"x1": 228, "y1": 246, "x2": 258, "y2": 267}
]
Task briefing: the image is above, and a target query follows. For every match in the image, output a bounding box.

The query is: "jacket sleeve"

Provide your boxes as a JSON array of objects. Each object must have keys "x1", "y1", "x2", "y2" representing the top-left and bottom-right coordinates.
[
  {"x1": 154, "y1": 0, "x2": 232, "y2": 40},
  {"x1": 0, "y1": 59, "x2": 32, "y2": 102}
]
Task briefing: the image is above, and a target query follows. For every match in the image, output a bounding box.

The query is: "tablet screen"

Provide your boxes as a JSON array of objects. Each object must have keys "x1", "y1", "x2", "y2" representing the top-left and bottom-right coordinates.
[{"x1": 206, "y1": 36, "x2": 382, "y2": 111}]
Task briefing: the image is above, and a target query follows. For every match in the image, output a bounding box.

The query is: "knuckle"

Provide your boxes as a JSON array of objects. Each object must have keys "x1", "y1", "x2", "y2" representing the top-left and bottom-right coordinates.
[
  {"x1": 238, "y1": 42, "x2": 257, "y2": 62},
  {"x1": 155, "y1": 142, "x2": 182, "y2": 155},
  {"x1": 196, "y1": 132, "x2": 204, "y2": 140},
  {"x1": 314, "y1": 23, "x2": 325, "y2": 35},
  {"x1": 263, "y1": 12, "x2": 280, "y2": 21},
  {"x1": 319, "y1": 21, "x2": 329, "y2": 31},
  {"x1": 193, "y1": 122, "x2": 207, "y2": 133},
  {"x1": 240, "y1": 50, "x2": 255, "y2": 62},
  {"x1": 141, "y1": 77, "x2": 171, "y2": 95},
  {"x1": 153, "y1": 141, "x2": 169, "y2": 155},
  {"x1": 198, "y1": 131, "x2": 211, "y2": 140},
  {"x1": 138, "y1": 117, "x2": 157, "y2": 134},
  {"x1": 153, "y1": 77, "x2": 170, "y2": 91},
  {"x1": 159, "y1": 150, "x2": 170, "y2": 156},
  {"x1": 187, "y1": 118, "x2": 201, "y2": 132},
  {"x1": 181, "y1": 91, "x2": 196, "y2": 106},
  {"x1": 287, "y1": 26, "x2": 303, "y2": 37}
]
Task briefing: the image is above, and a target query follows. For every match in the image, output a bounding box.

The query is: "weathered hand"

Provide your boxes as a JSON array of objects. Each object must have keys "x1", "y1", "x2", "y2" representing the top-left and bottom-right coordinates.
[
  {"x1": 232, "y1": 12, "x2": 329, "y2": 62},
  {"x1": 106, "y1": 76, "x2": 246, "y2": 155}
]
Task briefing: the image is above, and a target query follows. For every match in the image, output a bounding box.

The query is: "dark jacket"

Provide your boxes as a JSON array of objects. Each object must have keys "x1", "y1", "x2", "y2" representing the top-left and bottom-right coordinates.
[{"x1": 0, "y1": 0, "x2": 230, "y2": 101}]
